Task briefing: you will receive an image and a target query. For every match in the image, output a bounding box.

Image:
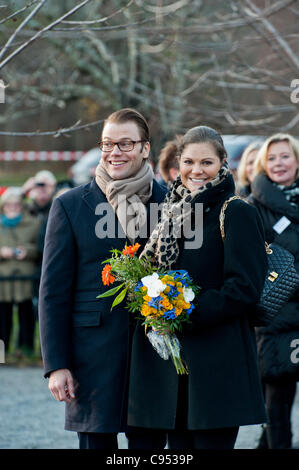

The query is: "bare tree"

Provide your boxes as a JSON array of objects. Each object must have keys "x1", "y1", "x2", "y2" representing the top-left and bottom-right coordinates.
[{"x1": 0, "y1": 0, "x2": 298, "y2": 154}]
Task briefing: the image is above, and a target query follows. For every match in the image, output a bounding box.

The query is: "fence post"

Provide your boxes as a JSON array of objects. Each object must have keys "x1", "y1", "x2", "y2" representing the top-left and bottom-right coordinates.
[
  {"x1": 0, "y1": 79, "x2": 5, "y2": 103},
  {"x1": 0, "y1": 339, "x2": 5, "y2": 363}
]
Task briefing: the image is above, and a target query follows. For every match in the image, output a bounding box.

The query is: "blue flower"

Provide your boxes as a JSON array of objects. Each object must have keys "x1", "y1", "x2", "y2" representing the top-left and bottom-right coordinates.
[
  {"x1": 167, "y1": 284, "x2": 178, "y2": 297},
  {"x1": 148, "y1": 295, "x2": 163, "y2": 308},
  {"x1": 134, "y1": 281, "x2": 143, "y2": 292},
  {"x1": 186, "y1": 303, "x2": 195, "y2": 315},
  {"x1": 163, "y1": 308, "x2": 176, "y2": 320}
]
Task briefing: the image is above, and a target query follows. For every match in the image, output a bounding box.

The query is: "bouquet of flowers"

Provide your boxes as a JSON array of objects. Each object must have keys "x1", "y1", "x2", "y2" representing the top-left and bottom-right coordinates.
[{"x1": 97, "y1": 243, "x2": 200, "y2": 374}]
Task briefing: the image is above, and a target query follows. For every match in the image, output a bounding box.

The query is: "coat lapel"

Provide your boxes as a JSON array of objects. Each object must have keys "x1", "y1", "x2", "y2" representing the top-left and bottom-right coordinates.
[
  {"x1": 82, "y1": 178, "x2": 106, "y2": 214},
  {"x1": 82, "y1": 178, "x2": 167, "y2": 247}
]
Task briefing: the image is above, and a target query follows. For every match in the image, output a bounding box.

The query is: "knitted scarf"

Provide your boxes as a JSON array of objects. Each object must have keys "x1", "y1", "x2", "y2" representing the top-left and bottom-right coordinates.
[
  {"x1": 0, "y1": 213, "x2": 22, "y2": 228},
  {"x1": 140, "y1": 162, "x2": 230, "y2": 270},
  {"x1": 274, "y1": 179, "x2": 299, "y2": 208},
  {"x1": 95, "y1": 159, "x2": 154, "y2": 242}
]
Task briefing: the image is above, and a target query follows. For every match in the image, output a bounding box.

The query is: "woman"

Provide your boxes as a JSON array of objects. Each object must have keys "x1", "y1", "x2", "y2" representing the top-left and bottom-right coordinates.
[
  {"x1": 236, "y1": 141, "x2": 261, "y2": 197},
  {"x1": 128, "y1": 126, "x2": 268, "y2": 449},
  {"x1": 0, "y1": 187, "x2": 40, "y2": 355},
  {"x1": 158, "y1": 136, "x2": 181, "y2": 189},
  {"x1": 248, "y1": 133, "x2": 299, "y2": 449}
]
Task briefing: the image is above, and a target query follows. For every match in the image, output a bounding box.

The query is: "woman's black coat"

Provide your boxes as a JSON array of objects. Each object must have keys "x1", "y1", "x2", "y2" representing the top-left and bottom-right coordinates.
[
  {"x1": 39, "y1": 178, "x2": 166, "y2": 433},
  {"x1": 248, "y1": 173, "x2": 299, "y2": 383},
  {"x1": 128, "y1": 175, "x2": 268, "y2": 430}
]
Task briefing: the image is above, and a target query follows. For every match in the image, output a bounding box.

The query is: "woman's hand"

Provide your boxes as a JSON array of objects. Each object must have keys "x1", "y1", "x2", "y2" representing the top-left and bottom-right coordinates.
[
  {"x1": 0, "y1": 246, "x2": 14, "y2": 259},
  {"x1": 15, "y1": 246, "x2": 27, "y2": 260}
]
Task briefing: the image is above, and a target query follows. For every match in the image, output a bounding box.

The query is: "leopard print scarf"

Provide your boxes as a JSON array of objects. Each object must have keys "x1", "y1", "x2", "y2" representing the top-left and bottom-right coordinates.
[{"x1": 140, "y1": 162, "x2": 230, "y2": 270}]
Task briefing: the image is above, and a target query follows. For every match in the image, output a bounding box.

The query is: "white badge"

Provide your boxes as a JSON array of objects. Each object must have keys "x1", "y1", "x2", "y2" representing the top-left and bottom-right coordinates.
[{"x1": 273, "y1": 216, "x2": 291, "y2": 234}]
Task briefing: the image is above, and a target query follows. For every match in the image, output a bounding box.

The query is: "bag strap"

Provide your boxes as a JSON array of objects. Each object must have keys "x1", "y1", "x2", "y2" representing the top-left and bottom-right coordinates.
[
  {"x1": 219, "y1": 196, "x2": 243, "y2": 241},
  {"x1": 219, "y1": 195, "x2": 272, "y2": 254}
]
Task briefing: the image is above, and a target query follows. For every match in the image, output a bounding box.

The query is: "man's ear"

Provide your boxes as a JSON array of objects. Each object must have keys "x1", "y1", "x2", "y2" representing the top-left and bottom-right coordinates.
[{"x1": 142, "y1": 141, "x2": 150, "y2": 159}]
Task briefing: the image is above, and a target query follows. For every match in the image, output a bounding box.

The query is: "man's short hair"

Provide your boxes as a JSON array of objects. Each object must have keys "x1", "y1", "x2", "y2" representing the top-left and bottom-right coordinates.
[{"x1": 103, "y1": 108, "x2": 150, "y2": 142}]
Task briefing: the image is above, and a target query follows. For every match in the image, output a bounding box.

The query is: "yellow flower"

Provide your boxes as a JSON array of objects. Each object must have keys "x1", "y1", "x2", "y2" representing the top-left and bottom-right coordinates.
[
  {"x1": 143, "y1": 295, "x2": 152, "y2": 302},
  {"x1": 161, "y1": 298, "x2": 170, "y2": 308},
  {"x1": 176, "y1": 299, "x2": 185, "y2": 309},
  {"x1": 141, "y1": 304, "x2": 152, "y2": 317},
  {"x1": 176, "y1": 282, "x2": 182, "y2": 288},
  {"x1": 164, "y1": 286, "x2": 170, "y2": 294},
  {"x1": 175, "y1": 307, "x2": 183, "y2": 316}
]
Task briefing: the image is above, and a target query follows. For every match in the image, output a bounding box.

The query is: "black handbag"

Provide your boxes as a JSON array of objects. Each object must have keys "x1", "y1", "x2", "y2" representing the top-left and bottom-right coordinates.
[
  {"x1": 220, "y1": 196, "x2": 299, "y2": 326},
  {"x1": 256, "y1": 242, "x2": 299, "y2": 325}
]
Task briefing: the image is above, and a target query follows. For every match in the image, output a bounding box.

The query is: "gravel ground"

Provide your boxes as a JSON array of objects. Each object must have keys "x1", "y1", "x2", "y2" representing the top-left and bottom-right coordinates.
[{"x1": 0, "y1": 366, "x2": 298, "y2": 449}]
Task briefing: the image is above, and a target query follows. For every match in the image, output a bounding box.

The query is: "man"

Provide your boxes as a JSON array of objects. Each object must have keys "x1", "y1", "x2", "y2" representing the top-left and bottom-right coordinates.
[
  {"x1": 22, "y1": 170, "x2": 57, "y2": 318},
  {"x1": 39, "y1": 108, "x2": 167, "y2": 449},
  {"x1": 22, "y1": 170, "x2": 57, "y2": 217}
]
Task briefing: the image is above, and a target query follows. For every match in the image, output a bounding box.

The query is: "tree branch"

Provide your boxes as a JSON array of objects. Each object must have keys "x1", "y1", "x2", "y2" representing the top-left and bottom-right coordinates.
[{"x1": 0, "y1": 0, "x2": 93, "y2": 71}]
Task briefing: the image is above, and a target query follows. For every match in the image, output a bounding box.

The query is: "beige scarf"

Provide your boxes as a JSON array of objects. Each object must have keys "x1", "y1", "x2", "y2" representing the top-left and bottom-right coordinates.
[{"x1": 95, "y1": 159, "x2": 154, "y2": 242}]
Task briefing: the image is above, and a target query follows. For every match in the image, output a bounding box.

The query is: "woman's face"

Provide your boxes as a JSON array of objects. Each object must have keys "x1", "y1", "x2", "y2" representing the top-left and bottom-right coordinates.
[
  {"x1": 179, "y1": 142, "x2": 223, "y2": 192},
  {"x1": 265, "y1": 141, "x2": 298, "y2": 186},
  {"x1": 3, "y1": 199, "x2": 22, "y2": 218},
  {"x1": 246, "y1": 150, "x2": 258, "y2": 183}
]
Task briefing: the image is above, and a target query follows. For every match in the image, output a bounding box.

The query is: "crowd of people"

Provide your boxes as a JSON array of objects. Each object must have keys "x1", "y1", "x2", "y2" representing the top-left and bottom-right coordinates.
[
  {"x1": 0, "y1": 170, "x2": 70, "y2": 359},
  {"x1": 1, "y1": 108, "x2": 298, "y2": 450}
]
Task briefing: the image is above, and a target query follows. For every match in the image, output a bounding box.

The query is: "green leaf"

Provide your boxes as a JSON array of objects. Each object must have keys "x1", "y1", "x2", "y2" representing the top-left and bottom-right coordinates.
[
  {"x1": 111, "y1": 287, "x2": 128, "y2": 310},
  {"x1": 97, "y1": 283, "x2": 125, "y2": 298}
]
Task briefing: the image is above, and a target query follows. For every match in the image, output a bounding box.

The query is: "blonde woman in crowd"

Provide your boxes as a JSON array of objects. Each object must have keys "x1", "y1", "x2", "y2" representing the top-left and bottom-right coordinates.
[
  {"x1": 248, "y1": 133, "x2": 299, "y2": 449},
  {"x1": 236, "y1": 141, "x2": 262, "y2": 197}
]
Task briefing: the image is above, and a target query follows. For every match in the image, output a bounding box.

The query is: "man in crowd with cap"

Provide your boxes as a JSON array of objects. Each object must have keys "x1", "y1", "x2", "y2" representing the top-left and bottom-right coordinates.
[{"x1": 22, "y1": 170, "x2": 57, "y2": 317}]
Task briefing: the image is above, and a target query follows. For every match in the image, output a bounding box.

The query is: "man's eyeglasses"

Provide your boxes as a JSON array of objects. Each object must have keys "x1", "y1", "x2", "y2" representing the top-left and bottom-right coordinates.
[{"x1": 98, "y1": 140, "x2": 145, "y2": 152}]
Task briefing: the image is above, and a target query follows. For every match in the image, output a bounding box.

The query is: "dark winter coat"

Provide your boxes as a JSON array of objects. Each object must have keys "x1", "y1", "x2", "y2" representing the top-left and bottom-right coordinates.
[
  {"x1": 128, "y1": 174, "x2": 268, "y2": 430},
  {"x1": 248, "y1": 173, "x2": 299, "y2": 383},
  {"x1": 39, "y1": 178, "x2": 166, "y2": 433}
]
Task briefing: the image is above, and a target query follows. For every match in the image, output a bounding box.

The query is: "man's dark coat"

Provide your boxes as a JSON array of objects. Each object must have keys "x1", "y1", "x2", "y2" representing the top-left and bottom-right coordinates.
[{"x1": 39, "y1": 178, "x2": 166, "y2": 432}]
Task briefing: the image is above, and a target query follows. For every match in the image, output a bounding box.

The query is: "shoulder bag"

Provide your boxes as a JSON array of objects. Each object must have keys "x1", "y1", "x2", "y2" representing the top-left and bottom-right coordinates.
[{"x1": 220, "y1": 196, "x2": 299, "y2": 326}]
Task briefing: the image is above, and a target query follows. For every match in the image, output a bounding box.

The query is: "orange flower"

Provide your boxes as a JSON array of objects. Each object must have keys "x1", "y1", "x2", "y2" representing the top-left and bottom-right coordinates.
[
  {"x1": 102, "y1": 264, "x2": 116, "y2": 286},
  {"x1": 122, "y1": 243, "x2": 141, "y2": 257}
]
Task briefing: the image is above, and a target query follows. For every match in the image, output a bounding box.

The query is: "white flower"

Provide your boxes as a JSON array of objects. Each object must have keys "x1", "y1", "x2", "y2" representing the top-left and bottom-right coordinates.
[
  {"x1": 183, "y1": 286, "x2": 195, "y2": 303},
  {"x1": 141, "y1": 273, "x2": 166, "y2": 298}
]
